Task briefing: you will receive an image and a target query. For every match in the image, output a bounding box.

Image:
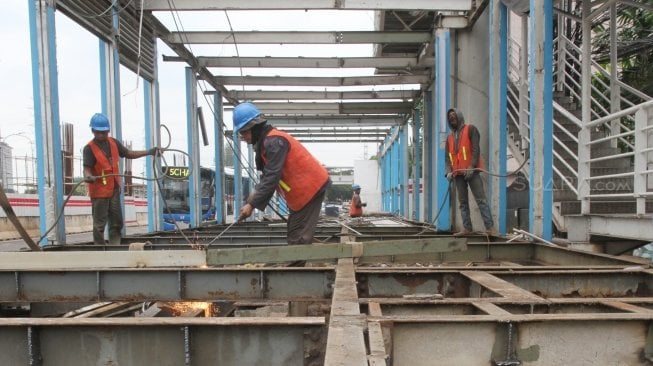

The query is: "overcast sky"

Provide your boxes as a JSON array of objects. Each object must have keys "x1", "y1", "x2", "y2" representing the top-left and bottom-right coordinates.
[{"x1": 0, "y1": 4, "x2": 383, "y2": 181}]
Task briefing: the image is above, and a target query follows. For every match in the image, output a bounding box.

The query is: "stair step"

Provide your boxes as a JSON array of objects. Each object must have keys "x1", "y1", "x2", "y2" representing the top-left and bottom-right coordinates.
[{"x1": 559, "y1": 200, "x2": 653, "y2": 215}]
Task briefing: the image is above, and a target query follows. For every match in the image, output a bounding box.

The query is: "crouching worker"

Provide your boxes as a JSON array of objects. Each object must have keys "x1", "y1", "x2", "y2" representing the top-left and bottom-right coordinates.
[{"x1": 234, "y1": 102, "x2": 331, "y2": 244}]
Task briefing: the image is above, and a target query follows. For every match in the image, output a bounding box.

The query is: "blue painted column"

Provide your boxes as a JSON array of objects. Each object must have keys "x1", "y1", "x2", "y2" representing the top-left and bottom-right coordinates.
[
  {"x1": 529, "y1": 0, "x2": 554, "y2": 239},
  {"x1": 213, "y1": 93, "x2": 225, "y2": 224},
  {"x1": 184, "y1": 67, "x2": 201, "y2": 228},
  {"x1": 434, "y1": 28, "x2": 452, "y2": 231},
  {"x1": 488, "y1": 0, "x2": 508, "y2": 235},
  {"x1": 28, "y1": 0, "x2": 65, "y2": 244},
  {"x1": 413, "y1": 106, "x2": 422, "y2": 221}
]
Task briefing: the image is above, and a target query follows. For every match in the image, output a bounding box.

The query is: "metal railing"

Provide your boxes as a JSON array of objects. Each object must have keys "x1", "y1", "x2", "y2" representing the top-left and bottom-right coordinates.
[{"x1": 507, "y1": 30, "x2": 653, "y2": 216}]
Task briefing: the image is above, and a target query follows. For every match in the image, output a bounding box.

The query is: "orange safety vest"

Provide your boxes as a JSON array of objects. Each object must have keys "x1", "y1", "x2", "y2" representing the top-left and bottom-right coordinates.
[
  {"x1": 349, "y1": 192, "x2": 363, "y2": 217},
  {"x1": 447, "y1": 124, "x2": 483, "y2": 176},
  {"x1": 87, "y1": 138, "x2": 121, "y2": 198},
  {"x1": 262, "y1": 129, "x2": 329, "y2": 211}
]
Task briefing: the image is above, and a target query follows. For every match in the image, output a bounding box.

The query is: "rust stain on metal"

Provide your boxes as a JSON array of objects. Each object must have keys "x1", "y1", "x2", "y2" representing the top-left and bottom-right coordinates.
[
  {"x1": 207, "y1": 290, "x2": 242, "y2": 299},
  {"x1": 392, "y1": 274, "x2": 434, "y2": 290}
]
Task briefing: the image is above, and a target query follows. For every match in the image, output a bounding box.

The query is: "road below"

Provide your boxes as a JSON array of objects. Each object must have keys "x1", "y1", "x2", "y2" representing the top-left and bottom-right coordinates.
[{"x1": 0, "y1": 226, "x2": 151, "y2": 252}]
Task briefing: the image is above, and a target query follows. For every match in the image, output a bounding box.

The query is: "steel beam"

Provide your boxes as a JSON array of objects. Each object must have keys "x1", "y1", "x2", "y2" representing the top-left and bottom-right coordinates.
[
  {"x1": 210, "y1": 74, "x2": 430, "y2": 87},
  {"x1": 0, "y1": 269, "x2": 333, "y2": 302},
  {"x1": 141, "y1": 0, "x2": 473, "y2": 11},
  {"x1": 165, "y1": 31, "x2": 431, "y2": 44},
  {"x1": 384, "y1": 318, "x2": 652, "y2": 365},
  {"x1": 266, "y1": 115, "x2": 404, "y2": 127},
  {"x1": 206, "y1": 238, "x2": 467, "y2": 265},
  {"x1": 181, "y1": 56, "x2": 432, "y2": 69},
  {"x1": 208, "y1": 89, "x2": 419, "y2": 101},
  {"x1": 223, "y1": 101, "x2": 413, "y2": 115},
  {"x1": 0, "y1": 318, "x2": 324, "y2": 366}
]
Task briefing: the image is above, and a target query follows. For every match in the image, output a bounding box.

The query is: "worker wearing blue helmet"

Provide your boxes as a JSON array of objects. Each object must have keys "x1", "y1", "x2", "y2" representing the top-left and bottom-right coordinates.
[
  {"x1": 233, "y1": 102, "x2": 331, "y2": 245},
  {"x1": 83, "y1": 113, "x2": 160, "y2": 245}
]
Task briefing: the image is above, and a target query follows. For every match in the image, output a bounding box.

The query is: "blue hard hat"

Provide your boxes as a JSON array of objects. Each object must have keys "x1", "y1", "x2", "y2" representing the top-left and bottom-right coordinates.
[
  {"x1": 89, "y1": 113, "x2": 110, "y2": 131},
  {"x1": 352, "y1": 184, "x2": 361, "y2": 190},
  {"x1": 232, "y1": 102, "x2": 261, "y2": 133}
]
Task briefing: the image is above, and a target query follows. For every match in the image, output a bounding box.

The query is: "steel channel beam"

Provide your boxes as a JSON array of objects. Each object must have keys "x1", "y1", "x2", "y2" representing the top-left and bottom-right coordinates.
[
  {"x1": 385, "y1": 319, "x2": 652, "y2": 365},
  {"x1": 355, "y1": 270, "x2": 653, "y2": 299},
  {"x1": 0, "y1": 269, "x2": 334, "y2": 302},
  {"x1": 165, "y1": 31, "x2": 431, "y2": 44},
  {"x1": 0, "y1": 318, "x2": 324, "y2": 366},
  {"x1": 191, "y1": 56, "x2": 428, "y2": 70},
  {"x1": 211, "y1": 74, "x2": 429, "y2": 87},
  {"x1": 140, "y1": 0, "x2": 473, "y2": 11},
  {"x1": 206, "y1": 238, "x2": 467, "y2": 265}
]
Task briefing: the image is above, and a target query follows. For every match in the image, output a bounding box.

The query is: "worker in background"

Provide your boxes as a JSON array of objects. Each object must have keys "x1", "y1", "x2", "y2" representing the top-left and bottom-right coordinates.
[
  {"x1": 234, "y1": 102, "x2": 331, "y2": 244},
  {"x1": 83, "y1": 113, "x2": 159, "y2": 245},
  {"x1": 445, "y1": 108, "x2": 497, "y2": 236},
  {"x1": 349, "y1": 183, "x2": 366, "y2": 218}
]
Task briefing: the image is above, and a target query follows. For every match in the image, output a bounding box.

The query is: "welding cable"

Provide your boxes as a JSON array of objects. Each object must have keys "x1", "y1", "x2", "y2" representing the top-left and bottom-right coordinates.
[
  {"x1": 0, "y1": 183, "x2": 41, "y2": 251},
  {"x1": 415, "y1": 157, "x2": 530, "y2": 235},
  {"x1": 34, "y1": 143, "x2": 192, "y2": 247}
]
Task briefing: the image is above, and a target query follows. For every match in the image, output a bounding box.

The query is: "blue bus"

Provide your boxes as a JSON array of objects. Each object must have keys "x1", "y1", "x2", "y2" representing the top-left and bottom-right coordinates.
[
  {"x1": 161, "y1": 166, "x2": 216, "y2": 230},
  {"x1": 160, "y1": 166, "x2": 248, "y2": 230}
]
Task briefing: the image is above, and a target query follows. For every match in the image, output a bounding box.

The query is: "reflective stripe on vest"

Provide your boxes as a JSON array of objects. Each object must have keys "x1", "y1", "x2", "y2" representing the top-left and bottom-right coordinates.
[
  {"x1": 262, "y1": 129, "x2": 329, "y2": 211},
  {"x1": 87, "y1": 138, "x2": 121, "y2": 198}
]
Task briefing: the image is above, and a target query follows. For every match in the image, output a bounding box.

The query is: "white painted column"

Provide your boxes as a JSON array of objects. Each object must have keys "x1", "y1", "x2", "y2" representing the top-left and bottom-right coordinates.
[{"x1": 28, "y1": 0, "x2": 66, "y2": 245}]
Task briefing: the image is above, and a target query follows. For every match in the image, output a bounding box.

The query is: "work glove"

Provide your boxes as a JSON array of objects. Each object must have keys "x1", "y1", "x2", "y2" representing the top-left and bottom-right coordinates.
[
  {"x1": 83, "y1": 176, "x2": 95, "y2": 183},
  {"x1": 147, "y1": 147, "x2": 161, "y2": 156},
  {"x1": 463, "y1": 169, "x2": 475, "y2": 181},
  {"x1": 445, "y1": 172, "x2": 453, "y2": 182}
]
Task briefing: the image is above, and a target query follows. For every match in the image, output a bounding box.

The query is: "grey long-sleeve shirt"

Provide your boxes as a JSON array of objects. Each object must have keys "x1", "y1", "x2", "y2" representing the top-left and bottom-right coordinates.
[{"x1": 247, "y1": 135, "x2": 289, "y2": 210}]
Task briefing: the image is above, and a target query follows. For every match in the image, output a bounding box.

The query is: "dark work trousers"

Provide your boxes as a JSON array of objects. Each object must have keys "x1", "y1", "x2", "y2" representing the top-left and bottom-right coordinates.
[
  {"x1": 91, "y1": 188, "x2": 124, "y2": 245},
  {"x1": 286, "y1": 188, "x2": 327, "y2": 244},
  {"x1": 454, "y1": 173, "x2": 494, "y2": 231}
]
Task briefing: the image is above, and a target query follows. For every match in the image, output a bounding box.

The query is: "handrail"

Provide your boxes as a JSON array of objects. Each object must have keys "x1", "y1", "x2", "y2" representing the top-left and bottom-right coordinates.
[
  {"x1": 553, "y1": 101, "x2": 582, "y2": 128},
  {"x1": 562, "y1": 36, "x2": 653, "y2": 102},
  {"x1": 587, "y1": 99, "x2": 653, "y2": 128},
  {"x1": 552, "y1": 165, "x2": 578, "y2": 194}
]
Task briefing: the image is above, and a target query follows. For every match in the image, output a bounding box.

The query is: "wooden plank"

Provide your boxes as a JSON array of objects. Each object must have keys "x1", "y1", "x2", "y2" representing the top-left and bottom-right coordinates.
[
  {"x1": 325, "y1": 259, "x2": 367, "y2": 366},
  {"x1": 0, "y1": 317, "x2": 325, "y2": 326},
  {"x1": 207, "y1": 238, "x2": 466, "y2": 265},
  {"x1": 369, "y1": 313, "x2": 653, "y2": 322},
  {"x1": 472, "y1": 302, "x2": 512, "y2": 316},
  {"x1": 601, "y1": 300, "x2": 653, "y2": 314},
  {"x1": 0, "y1": 250, "x2": 206, "y2": 270},
  {"x1": 368, "y1": 302, "x2": 383, "y2": 317},
  {"x1": 461, "y1": 271, "x2": 545, "y2": 301},
  {"x1": 367, "y1": 321, "x2": 388, "y2": 362}
]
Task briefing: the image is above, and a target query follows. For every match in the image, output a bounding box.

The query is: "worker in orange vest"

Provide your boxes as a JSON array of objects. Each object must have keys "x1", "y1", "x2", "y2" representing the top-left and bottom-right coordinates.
[
  {"x1": 234, "y1": 102, "x2": 331, "y2": 244},
  {"x1": 445, "y1": 108, "x2": 496, "y2": 236},
  {"x1": 349, "y1": 184, "x2": 366, "y2": 217},
  {"x1": 83, "y1": 113, "x2": 159, "y2": 244}
]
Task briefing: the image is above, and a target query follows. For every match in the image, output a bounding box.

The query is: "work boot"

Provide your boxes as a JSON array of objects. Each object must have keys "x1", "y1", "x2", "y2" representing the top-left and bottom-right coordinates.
[
  {"x1": 486, "y1": 228, "x2": 499, "y2": 236},
  {"x1": 453, "y1": 229, "x2": 473, "y2": 236},
  {"x1": 485, "y1": 228, "x2": 500, "y2": 237}
]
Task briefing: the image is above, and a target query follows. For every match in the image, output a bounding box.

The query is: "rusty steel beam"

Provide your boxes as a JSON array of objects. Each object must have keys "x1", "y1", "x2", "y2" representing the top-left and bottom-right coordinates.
[{"x1": 0, "y1": 317, "x2": 325, "y2": 366}]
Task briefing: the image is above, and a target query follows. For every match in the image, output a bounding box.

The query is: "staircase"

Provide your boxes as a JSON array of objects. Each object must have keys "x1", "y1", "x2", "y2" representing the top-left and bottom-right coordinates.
[{"x1": 506, "y1": 34, "x2": 653, "y2": 244}]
